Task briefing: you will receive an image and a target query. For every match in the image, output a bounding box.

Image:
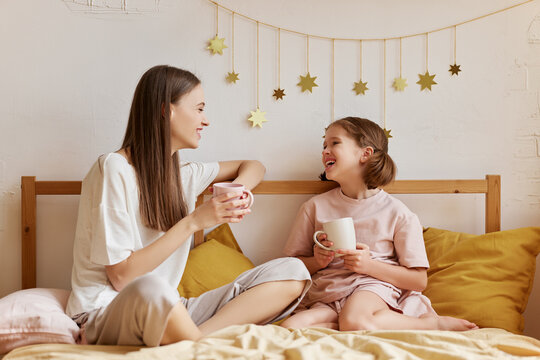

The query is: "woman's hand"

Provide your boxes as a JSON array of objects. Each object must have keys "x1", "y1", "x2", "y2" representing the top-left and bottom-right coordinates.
[
  {"x1": 189, "y1": 192, "x2": 251, "y2": 231},
  {"x1": 214, "y1": 160, "x2": 266, "y2": 191},
  {"x1": 313, "y1": 233, "x2": 335, "y2": 269},
  {"x1": 338, "y1": 243, "x2": 372, "y2": 275}
]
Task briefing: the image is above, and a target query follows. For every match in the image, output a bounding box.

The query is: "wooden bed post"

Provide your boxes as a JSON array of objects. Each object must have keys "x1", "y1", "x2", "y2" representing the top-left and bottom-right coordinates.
[
  {"x1": 21, "y1": 176, "x2": 37, "y2": 289},
  {"x1": 485, "y1": 175, "x2": 501, "y2": 233}
]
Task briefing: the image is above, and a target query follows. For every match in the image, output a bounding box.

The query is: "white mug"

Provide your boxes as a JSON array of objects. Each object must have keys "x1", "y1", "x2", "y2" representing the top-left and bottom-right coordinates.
[
  {"x1": 313, "y1": 217, "x2": 356, "y2": 256},
  {"x1": 212, "y1": 183, "x2": 254, "y2": 209}
]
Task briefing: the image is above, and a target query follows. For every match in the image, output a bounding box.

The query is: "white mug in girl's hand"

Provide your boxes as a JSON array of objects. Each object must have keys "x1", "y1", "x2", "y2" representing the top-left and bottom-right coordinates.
[
  {"x1": 212, "y1": 183, "x2": 254, "y2": 209},
  {"x1": 313, "y1": 217, "x2": 356, "y2": 256}
]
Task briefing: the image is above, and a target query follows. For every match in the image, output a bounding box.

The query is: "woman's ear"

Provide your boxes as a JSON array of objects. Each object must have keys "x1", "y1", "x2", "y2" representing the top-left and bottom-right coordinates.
[
  {"x1": 161, "y1": 103, "x2": 171, "y2": 119},
  {"x1": 359, "y1": 146, "x2": 374, "y2": 163}
]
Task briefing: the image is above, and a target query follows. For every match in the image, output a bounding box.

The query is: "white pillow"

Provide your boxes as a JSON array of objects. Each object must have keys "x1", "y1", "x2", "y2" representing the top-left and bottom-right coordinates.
[{"x1": 0, "y1": 288, "x2": 80, "y2": 354}]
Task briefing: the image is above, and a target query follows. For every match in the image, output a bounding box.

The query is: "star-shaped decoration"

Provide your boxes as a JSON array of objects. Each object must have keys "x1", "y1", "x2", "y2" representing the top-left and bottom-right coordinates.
[
  {"x1": 207, "y1": 35, "x2": 227, "y2": 55},
  {"x1": 273, "y1": 88, "x2": 286, "y2": 100},
  {"x1": 297, "y1": 72, "x2": 318, "y2": 93},
  {"x1": 449, "y1": 63, "x2": 461, "y2": 76},
  {"x1": 416, "y1": 71, "x2": 437, "y2": 91},
  {"x1": 383, "y1": 128, "x2": 393, "y2": 139},
  {"x1": 392, "y1": 77, "x2": 408, "y2": 91},
  {"x1": 247, "y1": 108, "x2": 267, "y2": 128},
  {"x1": 226, "y1": 71, "x2": 239, "y2": 84},
  {"x1": 352, "y1": 80, "x2": 369, "y2": 95}
]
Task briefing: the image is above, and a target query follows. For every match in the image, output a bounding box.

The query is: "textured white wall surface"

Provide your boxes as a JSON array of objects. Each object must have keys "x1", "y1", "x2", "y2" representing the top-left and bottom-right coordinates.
[{"x1": 0, "y1": 0, "x2": 539, "y2": 338}]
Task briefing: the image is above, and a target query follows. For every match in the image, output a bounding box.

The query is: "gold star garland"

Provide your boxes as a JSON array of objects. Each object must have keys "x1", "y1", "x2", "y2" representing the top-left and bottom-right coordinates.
[
  {"x1": 273, "y1": 28, "x2": 285, "y2": 100},
  {"x1": 332, "y1": 39, "x2": 335, "y2": 122},
  {"x1": 383, "y1": 39, "x2": 392, "y2": 139},
  {"x1": 226, "y1": 72, "x2": 239, "y2": 83},
  {"x1": 207, "y1": 3, "x2": 227, "y2": 55},
  {"x1": 298, "y1": 73, "x2": 318, "y2": 93},
  {"x1": 248, "y1": 21, "x2": 268, "y2": 128},
  {"x1": 298, "y1": 35, "x2": 318, "y2": 93},
  {"x1": 353, "y1": 40, "x2": 369, "y2": 95},
  {"x1": 449, "y1": 26, "x2": 462, "y2": 76},
  {"x1": 417, "y1": 33, "x2": 437, "y2": 91},
  {"x1": 205, "y1": 0, "x2": 533, "y2": 126},
  {"x1": 392, "y1": 38, "x2": 407, "y2": 91},
  {"x1": 226, "y1": 12, "x2": 239, "y2": 83}
]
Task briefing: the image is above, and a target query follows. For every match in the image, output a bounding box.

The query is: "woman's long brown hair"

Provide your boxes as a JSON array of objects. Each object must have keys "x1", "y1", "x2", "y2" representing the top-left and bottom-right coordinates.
[{"x1": 121, "y1": 65, "x2": 201, "y2": 231}]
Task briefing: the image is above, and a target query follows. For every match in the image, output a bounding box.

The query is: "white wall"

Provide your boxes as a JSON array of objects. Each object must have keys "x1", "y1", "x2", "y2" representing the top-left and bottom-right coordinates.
[{"x1": 1, "y1": 0, "x2": 539, "y2": 338}]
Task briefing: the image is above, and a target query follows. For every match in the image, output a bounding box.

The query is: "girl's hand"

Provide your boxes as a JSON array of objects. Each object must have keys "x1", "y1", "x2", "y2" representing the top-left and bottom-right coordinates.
[
  {"x1": 189, "y1": 192, "x2": 251, "y2": 231},
  {"x1": 338, "y1": 243, "x2": 372, "y2": 275},
  {"x1": 313, "y1": 233, "x2": 335, "y2": 269}
]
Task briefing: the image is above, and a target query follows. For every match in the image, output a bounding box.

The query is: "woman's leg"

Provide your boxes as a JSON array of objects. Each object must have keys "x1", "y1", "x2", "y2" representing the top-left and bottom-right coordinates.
[
  {"x1": 280, "y1": 306, "x2": 338, "y2": 329},
  {"x1": 183, "y1": 257, "x2": 311, "y2": 336},
  {"x1": 198, "y1": 279, "x2": 306, "y2": 336},
  {"x1": 161, "y1": 303, "x2": 202, "y2": 344},
  {"x1": 339, "y1": 291, "x2": 477, "y2": 331},
  {"x1": 85, "y1": 274, "x2": 200, "y2": 347}
]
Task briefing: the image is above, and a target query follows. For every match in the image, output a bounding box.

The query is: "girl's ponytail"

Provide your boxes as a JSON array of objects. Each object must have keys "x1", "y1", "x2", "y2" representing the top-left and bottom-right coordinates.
[{"x1": 364, "y1": 150, "x2": 396, "y2": 189}]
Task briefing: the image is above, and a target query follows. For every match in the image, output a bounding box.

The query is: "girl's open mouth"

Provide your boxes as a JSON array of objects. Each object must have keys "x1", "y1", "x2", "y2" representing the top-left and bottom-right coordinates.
[{"x1": 325, "y1": 160, "x2": 336, "y2": 171}]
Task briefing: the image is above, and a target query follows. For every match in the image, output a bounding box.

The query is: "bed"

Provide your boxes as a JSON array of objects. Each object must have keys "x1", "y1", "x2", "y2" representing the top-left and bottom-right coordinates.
[{"x1": 2, "y1": 174, "x2": 540, "y2": 359}]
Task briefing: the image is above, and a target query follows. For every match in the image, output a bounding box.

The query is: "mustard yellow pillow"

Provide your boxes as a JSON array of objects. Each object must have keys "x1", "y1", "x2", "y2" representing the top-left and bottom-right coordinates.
[
  {"x1": 423, "y1": 227, "x2": 540, "y2": 334},
  {"x1": 178, "y1": 224, "x2": 254, "y2": 298},
  {"x1": 205, "y1": 222, "x2": 243, "y2": 253}
]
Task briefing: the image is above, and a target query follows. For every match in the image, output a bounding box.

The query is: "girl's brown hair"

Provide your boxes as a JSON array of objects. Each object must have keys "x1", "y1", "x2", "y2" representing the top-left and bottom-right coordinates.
[
  {"x1": 328, "y1": 117, "x2": 396, "y2": 189},
  {"x1": 121, "y1": 65, "x2": 201, "y2": 231}
]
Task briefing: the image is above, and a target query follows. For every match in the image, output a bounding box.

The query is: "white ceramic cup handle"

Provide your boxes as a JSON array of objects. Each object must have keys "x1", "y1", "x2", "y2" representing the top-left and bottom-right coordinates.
[
  {"x1": 242, "y1": 190, "x2": 254, "y2": 208},
  {"x1": 313, "y1": 231, "x2": 333, "y2": 251}
]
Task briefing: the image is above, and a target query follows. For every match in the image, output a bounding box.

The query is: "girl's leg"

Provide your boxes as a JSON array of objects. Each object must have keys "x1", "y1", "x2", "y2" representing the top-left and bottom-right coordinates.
[
  {"x1": 280, "y1": 306, "x2": 338, "y2": 329},
  {"x1": 339, "y1": 291, "x2": 477, "y2": 331},
  {"x1": 198, "y1": 280, "x2": 307, "y2": 336}
]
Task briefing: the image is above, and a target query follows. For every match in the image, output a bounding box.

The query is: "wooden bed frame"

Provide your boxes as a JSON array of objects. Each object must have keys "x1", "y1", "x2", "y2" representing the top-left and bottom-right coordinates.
[{"x1": 20, "y1": 175, "x2": 501, "y2": 290}]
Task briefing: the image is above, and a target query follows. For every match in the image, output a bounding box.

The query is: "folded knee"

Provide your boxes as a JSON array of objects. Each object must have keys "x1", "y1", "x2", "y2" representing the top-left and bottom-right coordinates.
[
  {"x1": 125, "y1": 274, "x2": 177, "y2": 305},
  {"x1": 283, "y1": 279, "x2": 308, "y2": 299}
]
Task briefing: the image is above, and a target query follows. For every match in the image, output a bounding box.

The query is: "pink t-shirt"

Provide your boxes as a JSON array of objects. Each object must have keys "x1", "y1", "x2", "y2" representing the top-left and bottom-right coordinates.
[{"x1": 284, "y1": 187, "x2": 433, "y2": 314}]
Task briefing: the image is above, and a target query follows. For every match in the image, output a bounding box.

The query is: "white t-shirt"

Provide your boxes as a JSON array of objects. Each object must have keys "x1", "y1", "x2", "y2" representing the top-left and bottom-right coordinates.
[{"x1": 66, "y1": 153, "x2": 219, "y2": 317}]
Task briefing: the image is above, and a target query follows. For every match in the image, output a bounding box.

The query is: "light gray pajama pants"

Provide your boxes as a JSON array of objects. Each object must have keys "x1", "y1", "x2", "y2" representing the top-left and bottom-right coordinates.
[{"x1": 78, "y1": 257, "x2": 311, "y2": 347}]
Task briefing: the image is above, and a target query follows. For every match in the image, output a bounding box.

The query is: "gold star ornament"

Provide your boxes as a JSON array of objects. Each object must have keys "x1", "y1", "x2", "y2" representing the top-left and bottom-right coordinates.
[
  {"x1": 392, "y1": 77, "x2": 408, "y2": 91},
  {"x1": 449, "y1": 63, "x2": 461, "y2": 76},
  {"x1": 297, "y1": 72, "x2": 318, "y2": 93},
  {"x1": 226, "y1": 71, "x2": 239, "y2": 84},
  {"x1": 207, "y1": 35, "x2": 227, "y2": 55},
  {"x1": 417, "y1": 71, "x2": 437, "y2": 91},
  {"x1": 353, "y1": 80, "x2": 369, "y2": 95},
  {"x1": 273, "y1": 88, "x2": 285, "y2": 100},
  {"x1": 384, "y1": 128, "x2": 393, "y2": 139},
  {"x1": 247, "y1": 108, "x2": 267, "y2": 128}
]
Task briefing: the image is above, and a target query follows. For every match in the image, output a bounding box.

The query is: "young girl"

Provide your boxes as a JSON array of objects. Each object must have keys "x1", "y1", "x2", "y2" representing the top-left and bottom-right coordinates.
[
  {"x1": 281, "y1": 117, "x2": 477, "y2": 331},
  {"x1": 66, "y1": 65, "x2": 310, "y2": 346}
]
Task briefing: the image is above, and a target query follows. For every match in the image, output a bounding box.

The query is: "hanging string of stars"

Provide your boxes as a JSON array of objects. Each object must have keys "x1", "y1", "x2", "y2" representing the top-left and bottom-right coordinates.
[{"x1": 204, "y1": 0, "x2": 534, "y2": 133}]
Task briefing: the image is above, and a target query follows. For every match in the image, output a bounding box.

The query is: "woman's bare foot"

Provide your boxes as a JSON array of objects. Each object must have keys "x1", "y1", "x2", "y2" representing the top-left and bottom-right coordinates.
[{"x1": 437, "y1": 316, "x2": 479, "y2": 331}]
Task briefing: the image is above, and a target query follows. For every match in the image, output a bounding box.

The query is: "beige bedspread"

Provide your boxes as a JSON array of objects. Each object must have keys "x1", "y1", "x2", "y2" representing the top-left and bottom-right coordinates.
[{"x1": 5, "y1": 325, "x2": 540, "y2": 360}]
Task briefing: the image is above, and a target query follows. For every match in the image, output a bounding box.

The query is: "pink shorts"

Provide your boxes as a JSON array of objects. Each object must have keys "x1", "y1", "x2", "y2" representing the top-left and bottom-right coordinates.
[{"x1": 297, "y1": 283, "x2": 402, "y2": 315}]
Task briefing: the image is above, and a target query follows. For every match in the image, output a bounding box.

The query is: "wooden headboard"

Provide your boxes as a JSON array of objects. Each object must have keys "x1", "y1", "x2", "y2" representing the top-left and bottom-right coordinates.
[{"x1": 21, "y1": 175, "x2": 501, "y2": 289}]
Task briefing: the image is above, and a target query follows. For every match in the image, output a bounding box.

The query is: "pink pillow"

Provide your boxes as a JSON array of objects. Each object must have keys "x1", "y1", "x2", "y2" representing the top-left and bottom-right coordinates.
[{"x1": 0, "y1": 288, "x2": 80, "y2": 354}]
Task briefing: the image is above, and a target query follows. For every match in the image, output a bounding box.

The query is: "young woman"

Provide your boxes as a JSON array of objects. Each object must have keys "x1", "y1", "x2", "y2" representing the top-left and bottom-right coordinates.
[
  {"x1": 281, "y1": 117, "x2": 477, "y2": 331},
  {"x1": 66, "y1": 65, "x2": 310, "y2": 346}
]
